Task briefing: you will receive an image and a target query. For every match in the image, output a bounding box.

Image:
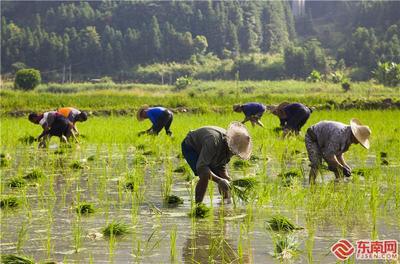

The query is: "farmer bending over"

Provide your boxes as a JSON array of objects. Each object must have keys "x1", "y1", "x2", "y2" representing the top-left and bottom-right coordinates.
[
  {"x1": 28, "y1": 112, "x2": 78, "y2": 147},
  {"x1": 305, "y1": 119, "x2": 371, "y2": 184},
  {"x1": 181, "y1": 122, "x2": 252, "y2": 203},
  {"x1": 233, "y1": 102, "x2": 266, "y2": 127},
  {"x1": 58, "y1": 107, "x2": 88, "y2": 135},
  {"x1": 271, "y1": 102, "x2": 312, "y2": 136},
  {"x1": 137, "y1": 105, "x2": 173, "y2": 136}
]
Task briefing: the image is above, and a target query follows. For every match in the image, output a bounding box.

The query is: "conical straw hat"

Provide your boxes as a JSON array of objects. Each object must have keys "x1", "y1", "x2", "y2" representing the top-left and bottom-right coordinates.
[
  {"x1": 226, "y1": 122, "x2": 252, "y2": 160},
  {"x1": 350, "y1": 118, "x2": 371, "y2": 149}
]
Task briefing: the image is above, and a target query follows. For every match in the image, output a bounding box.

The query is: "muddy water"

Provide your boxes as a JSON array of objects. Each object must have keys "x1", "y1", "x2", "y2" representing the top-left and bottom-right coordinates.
[{"x1": 1, "y1": 145, "x2": 399, "y2": 263}]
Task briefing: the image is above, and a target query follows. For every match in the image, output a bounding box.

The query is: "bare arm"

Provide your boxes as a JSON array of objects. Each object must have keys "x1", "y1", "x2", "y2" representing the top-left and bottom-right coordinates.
[{"x1": 337, "y1": 154, "x2": 351, "y2": 171}]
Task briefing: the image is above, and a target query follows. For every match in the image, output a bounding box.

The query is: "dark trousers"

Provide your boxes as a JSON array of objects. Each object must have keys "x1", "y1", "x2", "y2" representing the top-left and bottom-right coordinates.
[
  {"x1": 46, "y1": 116, "x2": 71, "y2": 138},
  {"x1": 181, "y1": 140, "x2": 199, "y2": 176},
  {"x1": 152, "y1": 110, "x2": 173, "y2": 135}
]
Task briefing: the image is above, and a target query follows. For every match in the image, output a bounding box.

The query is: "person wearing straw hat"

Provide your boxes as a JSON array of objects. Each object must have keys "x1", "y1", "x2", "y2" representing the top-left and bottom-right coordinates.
[
  {"x1": 181, "y1": 122, "x2": 252, "y2": 203},
  {"x1": 137, "y1": 105, "x2": 173, "y2": 136},
  {"x1": 305, "y1": 119, "x2": 371, "y2": 184},
  {"x1": 271, "y1": 102, "x2": 312, "y2": 136},
  {"x1": 233, "y1": 102, "x2": 266, "y2": 127},
  {"x1": 57, "y1": 107, "x2": 88, "y2": 135}
]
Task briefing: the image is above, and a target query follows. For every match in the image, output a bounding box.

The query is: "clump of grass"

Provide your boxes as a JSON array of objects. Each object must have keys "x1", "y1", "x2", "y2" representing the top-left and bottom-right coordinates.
[
  {"x1": 273, "y1": 127, "x2": 282, "y2": 134},
  {"x1": 173, "y1": 165, "x2": 187, "y2": 173},
  {"x1": 353, "y1": 168, "x2": 372, "y2": 177},
  {"x1": 8, "y1": 177, "x2": 26, "y2": 188},
  {"x1": 233, "y1": 159, "x2": 251, "y2": 169},
  {"x1": 23, "y1": 169, "x2": 44, "y2": 180},
  {"x1": 266, "y1": 215, "x2": 303, "y2": 233},
  {"x1": 231, "y1": 177, "x2": 258, "y2": 202},
  {"x1": 54, "y1": 149, "x2": 65, "y2": 155},
  {"x1": 380, "y1": 151, "x2": 389, "y2": 165},
  {"x1": 189, "y1": 203, "x2": 210, "y2": 218},
  {"x1": 102, "y1": 221, "x2": 130, "y2": 237},
  {"x1": 1, "y1": 254, "x2": 34, "y2": 264},
  {"x1": 87, "y1": 155, "x2": 96, "y2": 161},
  {"x1": 71, "y1": 160, "x2": 84, "y2": 169},
  {"x1": 165, "y1": 195, "x2": 184, "y2": 205},
  {"x1": 0, "y1": 196, "x2": 20, "y2": 209},
  {"x1": 18, "y1": 135, "x2": 36, "y2": 145},
  {"x1": 76, "y1": 202, "x2": 95, "y2": 215}
]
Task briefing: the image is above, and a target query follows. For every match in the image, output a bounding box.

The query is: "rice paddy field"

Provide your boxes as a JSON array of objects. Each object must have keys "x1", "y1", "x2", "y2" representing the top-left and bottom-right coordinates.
[{"x1": 1, "y1": 82, "x2": 400, "y2": 263}]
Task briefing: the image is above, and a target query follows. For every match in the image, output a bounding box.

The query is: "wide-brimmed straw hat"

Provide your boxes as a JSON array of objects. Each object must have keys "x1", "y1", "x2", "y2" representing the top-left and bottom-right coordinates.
[
  {"x1": 136, "y1": 105, "x2": 149, "y2": 121},
  {"x1": 226, "y1": 122, "x2": 252, "y2": 160},
  {"x1": 350, "y1": 118, "x2": 371, "y2": 149}
]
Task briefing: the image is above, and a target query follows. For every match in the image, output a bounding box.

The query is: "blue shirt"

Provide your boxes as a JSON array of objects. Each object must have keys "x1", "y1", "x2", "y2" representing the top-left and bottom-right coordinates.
[
  {"x1": 283, "y1": 103, "x2": 310, "y2": 117},
  {"x1": 147, "y1": 107, "x2": 166, "y2": 125},
  {"x1": 242, "y1": 103, "x2": 266, "y2": 116}
]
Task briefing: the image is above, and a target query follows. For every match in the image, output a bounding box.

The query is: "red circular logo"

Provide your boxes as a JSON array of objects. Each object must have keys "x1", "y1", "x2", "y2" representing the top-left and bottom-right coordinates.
[{"x1": 331, "y1": 239, "x2": 355, "y2": 261}]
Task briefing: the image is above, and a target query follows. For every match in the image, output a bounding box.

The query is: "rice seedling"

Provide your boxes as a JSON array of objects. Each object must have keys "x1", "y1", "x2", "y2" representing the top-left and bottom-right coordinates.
[
  {"x1": 231, "y1": 177, "x2": 258, "y2": 202},
  {"x1": 8, "y1": 177, "x2": 26, "y2": 188},
  {"x1": 1, "y1": 254, "x2": 35, "y2": 264},
  {"x1": 75, "y1": 202, "x2": 95, "y2": 215},
  {"x1": 189, "y1": 203, "x2": 210, "y2": 218},
  {"x1": 23, "y1": 169, "x2": 44, "y2": 180},
  {"x1": 102, "y1": 221, "x2": 130, "y2": 237},
  {"x1": 0, "y1": 153, "x2": 11, "y2": 167},
  {"x1": 16, "y1": 220, "x2": 29, "y2": 254},
  {"x1": 0, "y1": 196, "x2": 20, "y2": 209},
  {"x1": 170, "y1": 225, "x2": 177, "y2": 262},
  {"x1": 266, "y1": 215, "x2": 303, "y2": 233},
  {"x1": 87, "y1": 155, "x2": 96, "y2": 161}
]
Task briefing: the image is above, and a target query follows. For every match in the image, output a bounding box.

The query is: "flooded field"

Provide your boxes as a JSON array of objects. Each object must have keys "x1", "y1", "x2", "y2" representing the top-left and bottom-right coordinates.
[{"x1": 1, "y1": 111, "x2": 400, "y2": 263}]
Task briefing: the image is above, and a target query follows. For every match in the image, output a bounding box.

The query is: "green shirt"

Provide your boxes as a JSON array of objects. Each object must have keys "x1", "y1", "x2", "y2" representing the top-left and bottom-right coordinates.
[{"x1": 184, "y1": 126, "x2": 232, "y2": 176}]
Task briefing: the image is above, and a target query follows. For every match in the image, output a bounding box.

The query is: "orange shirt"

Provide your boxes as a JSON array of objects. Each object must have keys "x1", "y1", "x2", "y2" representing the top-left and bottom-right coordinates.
[{"x1": 58, "y1": 107, "x2": 73, "y2": 118}]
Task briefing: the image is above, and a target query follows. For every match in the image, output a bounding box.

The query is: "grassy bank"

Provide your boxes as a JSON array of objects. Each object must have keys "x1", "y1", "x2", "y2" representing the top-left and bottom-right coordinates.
[{"x1": 1, "y1": 80, "x2": 399, "y2": 115}]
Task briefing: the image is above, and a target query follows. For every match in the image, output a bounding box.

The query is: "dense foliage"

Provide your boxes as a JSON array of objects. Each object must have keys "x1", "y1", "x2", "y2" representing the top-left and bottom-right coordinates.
[
  {"x1": 1, "y1": 1, "x2": 400, "y2": 83},
  {"x1": 14, "y1": 68, "x2": 41, "y2": 90}
]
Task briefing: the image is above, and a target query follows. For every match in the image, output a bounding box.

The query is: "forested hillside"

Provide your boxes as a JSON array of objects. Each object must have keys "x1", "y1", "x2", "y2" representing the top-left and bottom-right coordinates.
[{"x1": 1, "y1": 1, "x2": 400, "y2": 82}]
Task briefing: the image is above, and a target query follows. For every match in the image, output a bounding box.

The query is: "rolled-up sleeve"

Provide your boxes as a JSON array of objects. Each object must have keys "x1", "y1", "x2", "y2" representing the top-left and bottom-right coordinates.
[{"x1": 196, "y1": 137, "x2": 217, "y2": 176}]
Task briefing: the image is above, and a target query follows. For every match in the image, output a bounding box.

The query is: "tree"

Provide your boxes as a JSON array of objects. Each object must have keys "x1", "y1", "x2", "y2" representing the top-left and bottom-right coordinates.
[
  {"x1": 14, "y1": 68, "x2": 41, "y2": 90},
  {"x1": 193, "y1": 35, "x2": 208, "y2": 55}
]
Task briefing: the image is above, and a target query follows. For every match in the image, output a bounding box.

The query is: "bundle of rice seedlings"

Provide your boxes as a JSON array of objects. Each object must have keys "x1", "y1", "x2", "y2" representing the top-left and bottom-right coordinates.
[
  {"x1": 173, "y1": 165, "x2": 187, "y2": 173},
  {"x1": 266, "y1": 215, "x2": 303, "y2": 233},
  {"x1": 102, "y1": 221, "x2": 130, "y2": 237},
  {"x1": 8, "y1": 177, "x2": 26, "y2": 188},
  {"x1": 189, "y1": 203, "x2": 210, "y2": 218},
  {"x1": 0, "y1": 196, "x2": 20, "y2": 209},
  {"x1": 1, "y1": 153, "x2": 11, "y2": 167},
  {"x1": 70, "y1": 160, "x2": 84, "y2": 169},
  {"x1": 124, "y1": 180, "x2": 135, "y2": 191},
  {"x1": 233, "y1": 159, "x2": 250, "y2": 169},
  {"x1": 1, "y1": 254, "x2": 35, "y2": 264},
  {"x1": 273, "y1": 235, "x2": 301, "y2": 260},
  {"x1": 134, "y1": 155, "x2": 148, "y2": 165},
  {"x1": 231, "y1": 177, "x2": 258, "y2": 202},
  {"x1": 18, "y1": 135, "x2": 36, "y2": 145},
  {"x1": 165, "y1": 195, "x2": 184, "y2": 205},
  {"x1": 76, "y1": 202, "x2": 95, "y2": 215},
  {"x1": 23, "y1": 169, "x2": 44, "y2": 180}
]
